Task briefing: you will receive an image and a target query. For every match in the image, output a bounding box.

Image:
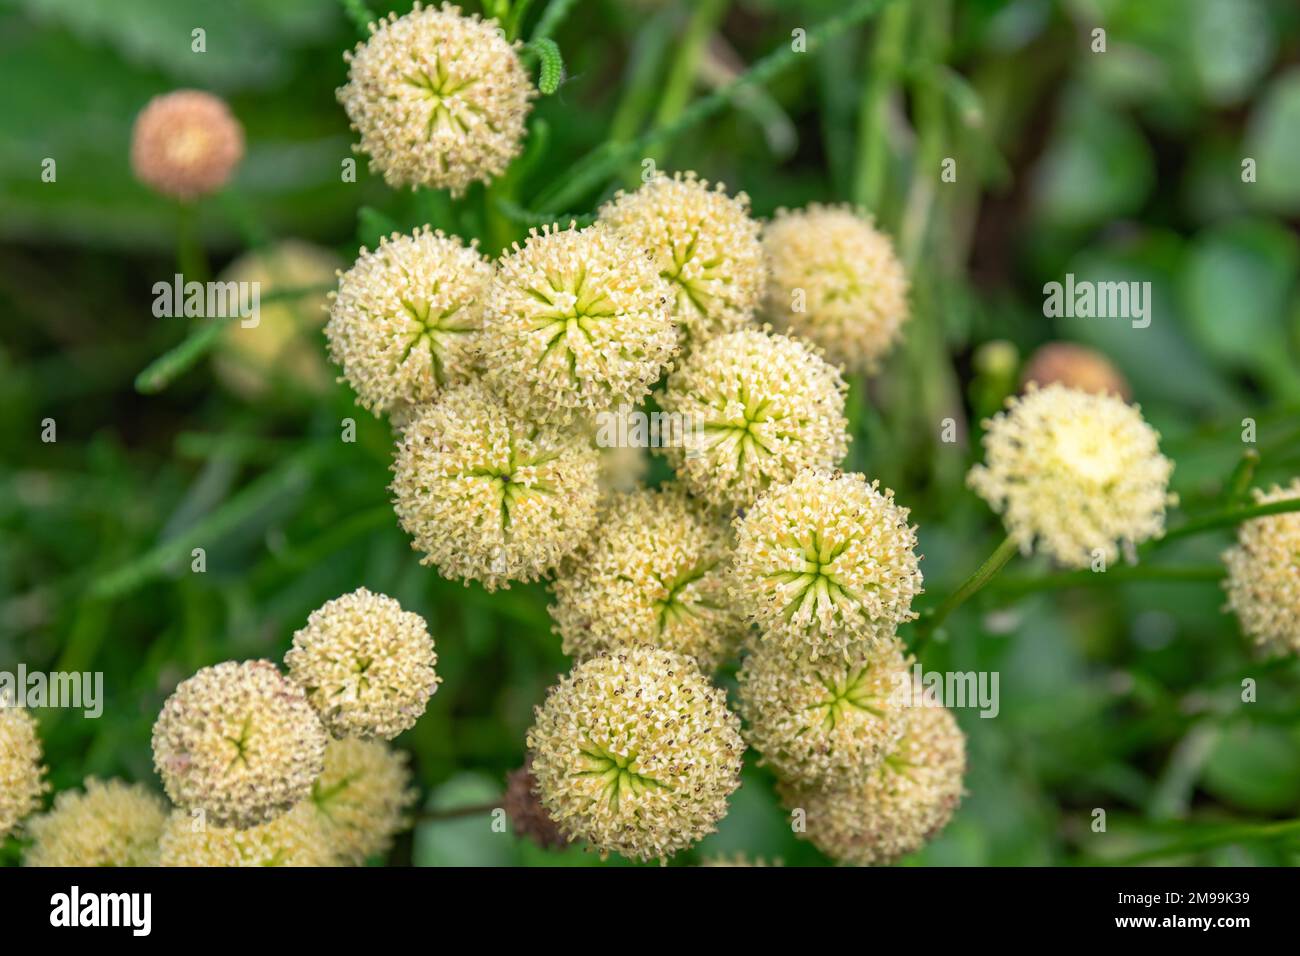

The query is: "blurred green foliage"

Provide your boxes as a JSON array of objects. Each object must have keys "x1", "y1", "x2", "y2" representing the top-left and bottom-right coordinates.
[{"x1": 2, "y1": 0, "x2": 1299, "y2": 866}]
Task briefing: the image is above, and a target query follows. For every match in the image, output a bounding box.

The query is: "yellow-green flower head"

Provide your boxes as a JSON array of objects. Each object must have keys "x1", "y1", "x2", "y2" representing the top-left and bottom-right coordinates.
[
  {"x1": 327, "y1": 226, "x2": 493, "y2": 418},
  {"x1": 526, "y1": 647, "x2": 745, "y2": 861},
  {"x1": 130, "y1": 89, "x2": 244, "y2": 201},
  {"x1": 762, "y1": 204, "x2": 909, "y2": 374},
  {"x1": 286, "y1": 587, "x2": 441, "y2": 740},
  {"x1": 730, "y1": 469, "x2": 923, "y2": 661},
  {"x1": 657, "y1": 328, "x2": 849, "y2": 512},
  {"x1": 481, "y1": 222, "x2": 678, "y2": 425},
  {"x1": 338, "y1": 3, "x2": 536, "y2": 195},
  {"x1": 598, "y1": 172, "x2": 764, "y2": 348},
  {"x1": 391, "y1": 382, "x2": 601, "y2": 589},
  {"x1": 738, "y1": 638, "x2": 911, "y2": 787},
  {"x1": 549, "y1": 485, "x2": 745, "y2": 672},
  {"x1": 24, "y1": 779, "x2": 167, "y2": 867},
  {"x1": 967, "y1": 383, "x2": 1175, "y2": 569},
  {"x1": 0, "y1": 704, "x2": 48, "y2": 839},
  {"x1": 215, "y1": 240, "x2": 345, "y2": 400},
  {"x1": 152, "y1": 660, "x2": 328, "y2": 829},
  {"x1": 1224, "y1": 480, "x2": 1300, "y2": 656},
  {"x1": 780, "y1": 702, "x2": 966, "y2": 866},
  {"x1": 157, "y1": 803, "x2": 336, "y2": 867},
  {"x1": 311, "y1": 738, "x2": 417, "y2": 865}
]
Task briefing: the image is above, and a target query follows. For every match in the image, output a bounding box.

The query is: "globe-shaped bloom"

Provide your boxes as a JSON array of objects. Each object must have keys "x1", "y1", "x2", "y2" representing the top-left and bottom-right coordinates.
[
  {"x1": 1021, "y1": 342, "x2": 1130, "y2": 400},
  {"x1": 730, "y1": 469, "x2": 923, "y2": 661},
  {"x1": 24, "y1": 779, "x2": 167, "y2": 867},
  {"x1": 480, "y1": 222, "x2": 678, "y2": 425},
  {"x1": 157, "y1": 803, "x2": 335, "y2": 867},
  {"x1": 310, "y1": 738, "x2": 417, "y2": 865},
  {"x1": 598, "y1": 172, "x2": 764, "y2": 348},
  {"x1": 549, "y1": 485, "x2": 744, "y2": 672},
  {"x1": 1224, "y1": 479, "x2": 1300, "y2": 656},
  {"x1": 780, "y1": 702, "x2": 966, "y2": 866},
  {"x1": 527, "y1": 647, "x2": 744, "y2": 861},
  {"x1": 338, "y1": 3, "x2": 535, "y2": 195},
  {"x1": 390, "y1": 382, "x2": 601, "y2": 589},
  {"x1": 738, "y1": 638, "x2": 911, "y2": 787},
  {"x1": 967, "y1": 383, "x2": 1175, "y2": 568},
  {"x1": 762, "y1": 204, "x2": 909, "y2": 374},
  {"x1": 131, "y1": 90, "x2": 244, "y2": 201},
  {"x1": 286, "y1": 588, "x2": 441, "y2": 740},
  {"x1": 326, "y1": 227, "x2": 493, "y2": 418},
  {"x1": 214, "y1": 240, "x2": 344, "y2": 400},
  {"x1": 0, "y1": 705, "x2": 47, "y2": 840},
  {"x1": 152, "y1": 660, "x2": 328, "y2": 829},
  {"x1": 656, "y1": 329, "x2": 849, "y2": 512}
]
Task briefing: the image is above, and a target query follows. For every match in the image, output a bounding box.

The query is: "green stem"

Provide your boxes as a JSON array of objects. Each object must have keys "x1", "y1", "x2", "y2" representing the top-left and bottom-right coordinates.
[
  {"x1": 531, "y1": 0, "x2": 578, "y2": 42},
  {"x1": 992, "y1": 564, "x2": 1226, "y2": 596},
  {"x1": 135, "y1": 321, "x2": 227, "y2": 394},
  {"x1": 1158, "y1": 497, "x2": 1300, "y2": 544},
  {"x1": 915, "y1": 534, "x2": 1019, "y2": 640},
  {"x1": 339, "y1": 0, "x2": 375, "y2": 36},
  {"x1": 1222, "y1": 449, "x2": 1260, "y2": 504},
  {"x1": 420, "y1": 800, "x2": 500, "y2": 821},
  {"x1": 531, "y1": 0, "x2": 895, "y2": 212},
  {"x1": 645, "y1": 0, "x2": 729, "y2": 167},
  {"x1": 176, "y1": 202, "x2": 208, "y2": 283},
  {"x1": 1095, "y1": 818, "x2": 1300, "y2": 866},
  {"x1": 852, "y1": 0, "x2": 909, "y2": 210}
]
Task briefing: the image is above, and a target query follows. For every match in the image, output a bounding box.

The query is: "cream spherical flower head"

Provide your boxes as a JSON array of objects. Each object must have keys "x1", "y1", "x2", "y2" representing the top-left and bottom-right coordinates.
[
  {"x1": 391, "y1": 381, "x2": 601, "y2": 589},
  {"x1": 527, "y1": 646, "x2": 745, "y2": 862},
  {"x1": 130, "y1": 90, "x2": 244, "y2": 201},
  {"x1": 338, "y1": 3, "x2": 535, "y2": 195},
  {"x1": 480, "y1": 221, "x2": 681, "y2": 421},
  {"x1": 286, "y1": 587, "x2": 441, "y2": 740},
  {"x1": 151, "y1": 660, "x2": 328, "y2": 829},
  {"x1": 967, "y1": 383, "x2": 1175, "y2": 569},
  {"x1": 1224, "y1": 480, "x2": 1300, "y2": 656},
  {"x1": 738, "y1": 637, "x2": 911, "y2": 787},
  {"x1": 214, "y1": 240, "x2": 345, "y2": 400},
  {"x1": 481, "y1": 222, "x2": 678, "y2": 425},
  {"x1": 327, "y1": 226, "x2": 492, "y2": 418},
  {"x1": 157, "y1": 803, "x2": 335, "y2": 867},
  {"x1": 763, "y1": 204, "x2": 909, "y2": 374},
  {"x1": 730, "y1": 469, "x2": 923, "y2": 661},
  {"x1": 24, "y1": 779, "x2": 167, "y2": 867},
  {"x1": 0, "y1": 704, "x2": 47, "y2": 839},
  {"x1": 311, "y1": 738, "x2": 417, "y2": 865},
  {"x1": 657, "y1": 328, "x2": 849, "y2": 512},
  {"x1": 780, "y1": 701, "x2": 966, "y2": 866},
  {"x1": 598, "y1": 172, "x2": 764, "y2": 348},
  {"x1": 549, "y1": 485, "x2": 745, "y2": 672}
]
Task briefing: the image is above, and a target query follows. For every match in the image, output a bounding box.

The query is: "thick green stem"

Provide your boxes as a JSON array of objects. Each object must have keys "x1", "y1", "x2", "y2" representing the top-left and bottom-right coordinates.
[
  {"x1": 531, "y1": 0, "x2": 578, "y2": 42},
  {"x1": 915, "y1": 534, "x2": 1020, "y2": 639}
]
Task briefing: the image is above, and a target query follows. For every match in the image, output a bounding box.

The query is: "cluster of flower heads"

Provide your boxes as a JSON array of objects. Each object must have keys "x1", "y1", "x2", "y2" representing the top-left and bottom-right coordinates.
[{"x1": 10, "y1": 589, "x2": 433, "y2": 867}]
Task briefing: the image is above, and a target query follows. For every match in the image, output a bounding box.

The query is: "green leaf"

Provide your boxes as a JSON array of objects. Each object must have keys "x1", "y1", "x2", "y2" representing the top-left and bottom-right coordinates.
[{"x1": 1202, "y1": 722, "x2": 1300, "y2": 814}]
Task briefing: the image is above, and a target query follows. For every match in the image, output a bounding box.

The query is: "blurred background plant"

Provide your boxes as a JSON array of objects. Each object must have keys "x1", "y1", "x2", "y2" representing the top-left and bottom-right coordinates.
[{"x1": 2, "y1": 0, "x2": 1299, "y2": 865}]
